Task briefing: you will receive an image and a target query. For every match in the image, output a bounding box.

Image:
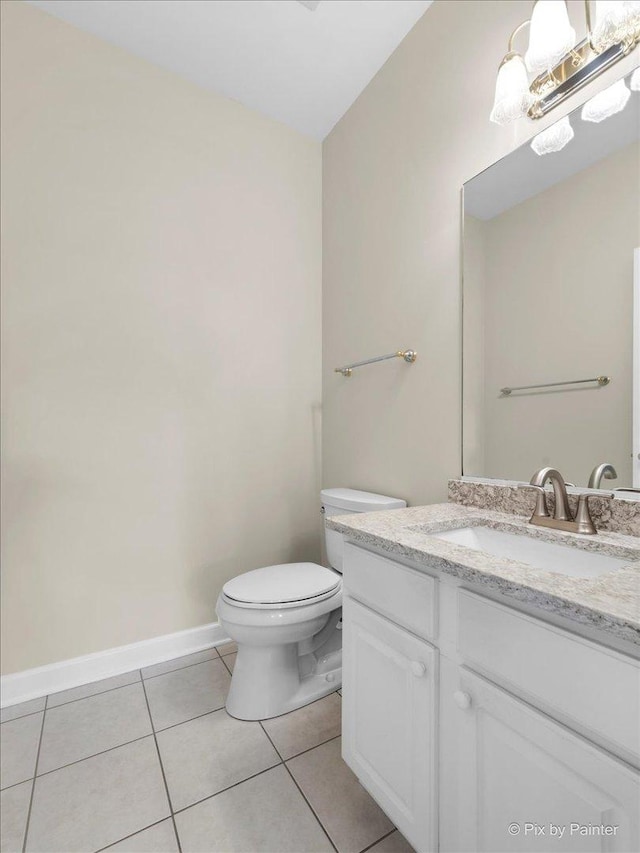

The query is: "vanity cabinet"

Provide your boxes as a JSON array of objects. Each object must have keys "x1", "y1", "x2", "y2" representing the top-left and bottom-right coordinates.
[
  {"x1": 342, "y1": 597, "x2": 437, "y2": 852},
  {"x1": 341, "y1": 542, "x2": 640, "y2": 853}
]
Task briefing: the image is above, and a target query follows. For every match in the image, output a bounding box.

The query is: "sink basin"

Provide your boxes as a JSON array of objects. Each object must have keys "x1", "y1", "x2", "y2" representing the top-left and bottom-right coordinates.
[{"x1": 428, "y1": 526, "x2": 627, "y2": 578}]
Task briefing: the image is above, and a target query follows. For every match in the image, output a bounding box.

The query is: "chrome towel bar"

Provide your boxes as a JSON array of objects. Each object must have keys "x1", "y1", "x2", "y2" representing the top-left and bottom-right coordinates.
[
  {"x1": 500, "y1": 375, "x2": 610, "y2": 396},
  {"x1": 335, "y1": 349, "x2": 417, "y2": 377}
]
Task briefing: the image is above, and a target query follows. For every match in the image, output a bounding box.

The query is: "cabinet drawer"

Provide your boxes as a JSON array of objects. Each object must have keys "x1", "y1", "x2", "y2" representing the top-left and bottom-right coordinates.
[
  {"x1": 457, "y1": 590, "x2": 640, "y2": 763},
  {"x1": 343, "y1": 542, "x2": 436, "y2": 640}
]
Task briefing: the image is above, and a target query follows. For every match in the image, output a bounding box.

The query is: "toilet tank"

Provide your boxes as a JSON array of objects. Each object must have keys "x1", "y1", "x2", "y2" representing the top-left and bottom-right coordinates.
[{"x1": 320, "y1": 488, "x2": 406, "y2": 573}]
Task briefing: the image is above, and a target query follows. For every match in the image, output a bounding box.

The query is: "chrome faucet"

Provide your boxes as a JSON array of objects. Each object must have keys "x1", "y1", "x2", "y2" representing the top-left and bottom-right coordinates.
[
  {"x1": 588, "y1": 463, "x2": 618, "y2": 490},
  {"x1": 519, "y1": 467, "x2": 612, "y2": 535}
]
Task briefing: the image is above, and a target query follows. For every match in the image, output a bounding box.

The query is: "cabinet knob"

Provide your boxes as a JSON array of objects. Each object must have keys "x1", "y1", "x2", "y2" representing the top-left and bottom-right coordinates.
[
  {"x1": 410, "y1": 661, "x2": 426, "y2": 677},
  {"x1": 454, "y1": 690, "x2": 472, "y2": 710}
]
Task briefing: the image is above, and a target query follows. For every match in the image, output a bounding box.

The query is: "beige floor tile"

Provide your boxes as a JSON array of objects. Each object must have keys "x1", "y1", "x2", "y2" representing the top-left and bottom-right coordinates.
[
  {"x1": 367, "y1": 830, "x2": 415, "y2": 853},
  {"x1": 38, "y1": 683, "x2": 152, "y2": 774},
  {"x1": 48, "y1": 671, "x2": 140, "y2": 708},
  {"x1": 222, "y1": 652, "x2": 236, "y2": 673},
  {"x1": 0, "y1": 781, "x2": 32, "y2": 852},
  {"x1": 262, "y1": 694, "x2": 341, "y2": 759},
  {"x1": 157, "y1": 708, "x2": 279, "y2": 811},
  {"x1": 25, "y1": 737, "x2": 169, "y2": 852},
  {"x1": 287, "y1": 737, "x2": 394, "y2": 853},
  {"x1": 175, "y1": 765, "x2": 332, "y2": 853},
  {"x1": 216, "y1": 641, "x2": 237, "y2": 657},
  {"x1": 0, "y1": 713, "x2": 43, "y2": 790},
  {"x1": 103, "y1": 819, "x2": 179, "y2": 852},
  {"x1": 144, "y1": 659, "x2": 230, "y2": 731},
  {"x1": 1, "y1": 698, "x2": 46, "y2": 724},
  {"x1": 141, "y1": 650, "x2": 217, "y2": 680}
]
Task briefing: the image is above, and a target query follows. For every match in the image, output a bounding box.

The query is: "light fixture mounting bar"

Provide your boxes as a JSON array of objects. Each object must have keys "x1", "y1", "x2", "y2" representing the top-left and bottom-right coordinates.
[{"x1": 528, "y1": 37, "x2": 631, "y2": 118}]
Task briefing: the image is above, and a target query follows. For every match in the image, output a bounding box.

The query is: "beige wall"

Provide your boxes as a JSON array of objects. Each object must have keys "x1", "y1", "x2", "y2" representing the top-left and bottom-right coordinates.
[
  {"x1": 1, "y1": 1, "x2": 321, "y2": 674},
  {"x1": 475, "y1": 143, "x2": 638, "y2": 486},
  {"x1": 322, "y1": 0, "x2": 638, "y2": 507}
]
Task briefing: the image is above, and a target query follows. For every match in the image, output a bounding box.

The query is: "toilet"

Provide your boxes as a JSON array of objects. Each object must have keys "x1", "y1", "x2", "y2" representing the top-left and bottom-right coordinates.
[{"x1": 216, "y1": 488, "x2": 406, "y2": 720}]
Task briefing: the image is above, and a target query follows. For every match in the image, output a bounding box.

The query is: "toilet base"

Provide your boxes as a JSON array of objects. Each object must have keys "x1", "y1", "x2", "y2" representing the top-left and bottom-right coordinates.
[{"x1": 225, "y1": 643, "x2": 342, "y2": 721}]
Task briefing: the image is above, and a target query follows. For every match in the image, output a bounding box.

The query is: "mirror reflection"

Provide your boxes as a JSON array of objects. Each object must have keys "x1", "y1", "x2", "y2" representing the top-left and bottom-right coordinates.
[{"x1": 462, "y1": 72, "x2": 640, "y2": 490}]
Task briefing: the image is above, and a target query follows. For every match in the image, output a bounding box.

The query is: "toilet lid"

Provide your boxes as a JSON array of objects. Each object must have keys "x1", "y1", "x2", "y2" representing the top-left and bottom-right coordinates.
[{"x1": 222, "y1": 563, "x2": 340, "y2": 606}]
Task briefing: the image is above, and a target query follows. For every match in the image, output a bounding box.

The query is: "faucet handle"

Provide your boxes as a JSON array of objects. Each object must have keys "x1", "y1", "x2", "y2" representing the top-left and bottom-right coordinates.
[
  {"x1": 516, "y1": 484, "x2": 550, "y2": 518},
  {"x1": 575, "y1": 492, "x2": 614, "y2": 535}
]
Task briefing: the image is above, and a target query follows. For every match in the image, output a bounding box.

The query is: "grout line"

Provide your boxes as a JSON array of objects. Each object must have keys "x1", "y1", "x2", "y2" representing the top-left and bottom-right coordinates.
[
  {"x1": 259, "y1": 717, "x2": 339, "y2": 853},
  {"x1": 142, "y1": 655, "x2": 222, "y2": 682},
  {"x1": 258, "y1": 721, "x2": 284, "y2": 761},
  {"x1": 280, "y1": 733, "x2": 341, "y2": 763},
  {"x1": 171, "y1": 763, "x2": 283, "y2": 817},
  {"x1": 0, "y1": 779, "x2": 38, "y2": 793},
  {"x1": 94, "y1": 817, "x2": 174, "y2": 853},
  {"x1": 281, "y1": 760, "x2": 339, "y2": 853},
  {"x1": 45, "y1": 675, "x2": 142, "y2": 711},
  {"x1": 217, "y1": 649, "x2": 237, "y2": 659},
  {"x1": 220, "y1": 655, "x2": 234, "y2": 677},
  {"x1": 154, "y1": 705, "x2": 227, "y2": 735},
  {"x1": 21, "y1": 696, "x2": 47, "y2": 853},
  {"x1": 34, "y1": 733, "x2": 155, "y2": 779},
  {"x1": 359, "y1": 827, "x2": 398, "y2": 853},
  {"x1": 31, "y1": 705, "x2": 228, "y2": 781},
  {"x1": 259, "y1": 721, "x2": 338, "y2": 853},
  {"x1": 0, "y1": 708, "x2": 46, "y2": 725},
  {"x1": 140, "y1": 676, "x2": 183, "y2": 853}
]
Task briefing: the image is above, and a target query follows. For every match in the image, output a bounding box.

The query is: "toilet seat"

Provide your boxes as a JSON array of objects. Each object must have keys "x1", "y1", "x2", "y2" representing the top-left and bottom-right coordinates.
[{"x1": 222, "y1": 562, "x2": 341, "y2": 609}]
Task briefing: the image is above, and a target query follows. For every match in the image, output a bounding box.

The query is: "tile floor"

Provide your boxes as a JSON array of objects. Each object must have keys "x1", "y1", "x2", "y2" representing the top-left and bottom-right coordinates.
[{"x1": 0, "y1": 644, "x2": 414, "y2": 853}]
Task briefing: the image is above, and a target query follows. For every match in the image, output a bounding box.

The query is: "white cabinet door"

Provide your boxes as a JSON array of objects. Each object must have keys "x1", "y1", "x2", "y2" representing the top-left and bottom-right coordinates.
[
  {"x1": 441, "y1": 664, "x2": 640, "y2": 853},
  {"x1": 342, "y1": 596, "x2": 437, "y2": 853}
]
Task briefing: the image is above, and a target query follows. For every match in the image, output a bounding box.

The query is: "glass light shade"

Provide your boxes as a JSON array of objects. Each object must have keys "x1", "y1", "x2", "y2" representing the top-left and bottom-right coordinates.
[
  {"x1": 592, "y1": 1, "x2": 634, "y2": 50},
  {"x1": 525, "y1": 1, "x2": 576, "y2": 74},
  {"x1": 490, "y1": 54, "x2": 535, "y2": 125},
  {"x1": 631, "y1": 67, "x2": 640, "y2": 90},
  {"x1": 624, "y1": 1, "x2": 640, "y2": 39},
  {"x1": 530, "y1": 115, "x2": 574, "y2": 155},
  {"x1": 581, "y1": 78, "x2": 631, "y2": 121}
]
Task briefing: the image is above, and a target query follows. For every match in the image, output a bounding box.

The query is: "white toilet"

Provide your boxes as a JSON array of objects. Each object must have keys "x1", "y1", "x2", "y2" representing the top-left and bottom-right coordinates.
[{"x1": 216, "y1": 488, "x2": 406, "y2": 720}]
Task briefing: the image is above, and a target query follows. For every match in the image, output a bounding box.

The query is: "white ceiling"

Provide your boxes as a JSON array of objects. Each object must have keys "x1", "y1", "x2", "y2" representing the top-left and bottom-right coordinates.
[{"x1": 27, "y1": 0, "x2": 433, "y2": 140}]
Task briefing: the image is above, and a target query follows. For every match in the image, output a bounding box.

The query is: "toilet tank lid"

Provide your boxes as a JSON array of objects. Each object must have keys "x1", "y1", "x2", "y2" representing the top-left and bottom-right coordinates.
[{"x1": 321, "y1": 488, "x2": 406, "y2": 513}]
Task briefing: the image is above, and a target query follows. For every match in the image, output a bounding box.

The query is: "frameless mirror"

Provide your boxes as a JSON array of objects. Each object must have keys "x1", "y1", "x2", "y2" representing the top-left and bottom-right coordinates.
[{"x1": 462, "y1": 71, "x2": 640, "y2": 490}]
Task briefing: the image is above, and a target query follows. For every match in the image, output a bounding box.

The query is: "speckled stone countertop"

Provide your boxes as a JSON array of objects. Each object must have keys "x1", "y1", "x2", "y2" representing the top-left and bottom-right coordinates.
[{"x1": 326, "y1": 503, "x2": 640, "y2": 646}]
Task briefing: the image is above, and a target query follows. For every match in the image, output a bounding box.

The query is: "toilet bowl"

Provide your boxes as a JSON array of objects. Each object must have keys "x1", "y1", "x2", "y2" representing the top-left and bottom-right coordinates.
[{"x1": 217, "y1": 488, "x2": 406, "y2": 721}]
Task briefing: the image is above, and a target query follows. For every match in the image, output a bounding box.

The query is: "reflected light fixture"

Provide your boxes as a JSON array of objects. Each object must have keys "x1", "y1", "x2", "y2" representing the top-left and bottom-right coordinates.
[
  {"x1": 530, "y1": 115, "x2": 575, "y2": 154},
  {"x1": 491, "y1": 0, "x2": 640, "y2": 134},
  {"x1": 581, "y1": 76, "x2": 632, "y2": 119}
]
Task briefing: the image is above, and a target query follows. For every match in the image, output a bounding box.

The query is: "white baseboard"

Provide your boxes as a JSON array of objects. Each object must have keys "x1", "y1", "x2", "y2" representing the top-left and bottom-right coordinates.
[{"x1": 0, "y1": 622, "x2": 230, "y2": 708}]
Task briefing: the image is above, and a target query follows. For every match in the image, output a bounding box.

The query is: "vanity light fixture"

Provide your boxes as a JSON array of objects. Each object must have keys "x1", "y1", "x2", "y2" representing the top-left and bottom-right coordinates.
[{"x1": 491, "y1": 0, "x2": 640, "y2": 127}]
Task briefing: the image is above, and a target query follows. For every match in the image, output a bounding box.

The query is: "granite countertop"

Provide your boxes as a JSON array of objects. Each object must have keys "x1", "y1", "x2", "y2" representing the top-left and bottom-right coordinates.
[{"x1": 326, "y1": 503, "x2": 640, "y2": 646}]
